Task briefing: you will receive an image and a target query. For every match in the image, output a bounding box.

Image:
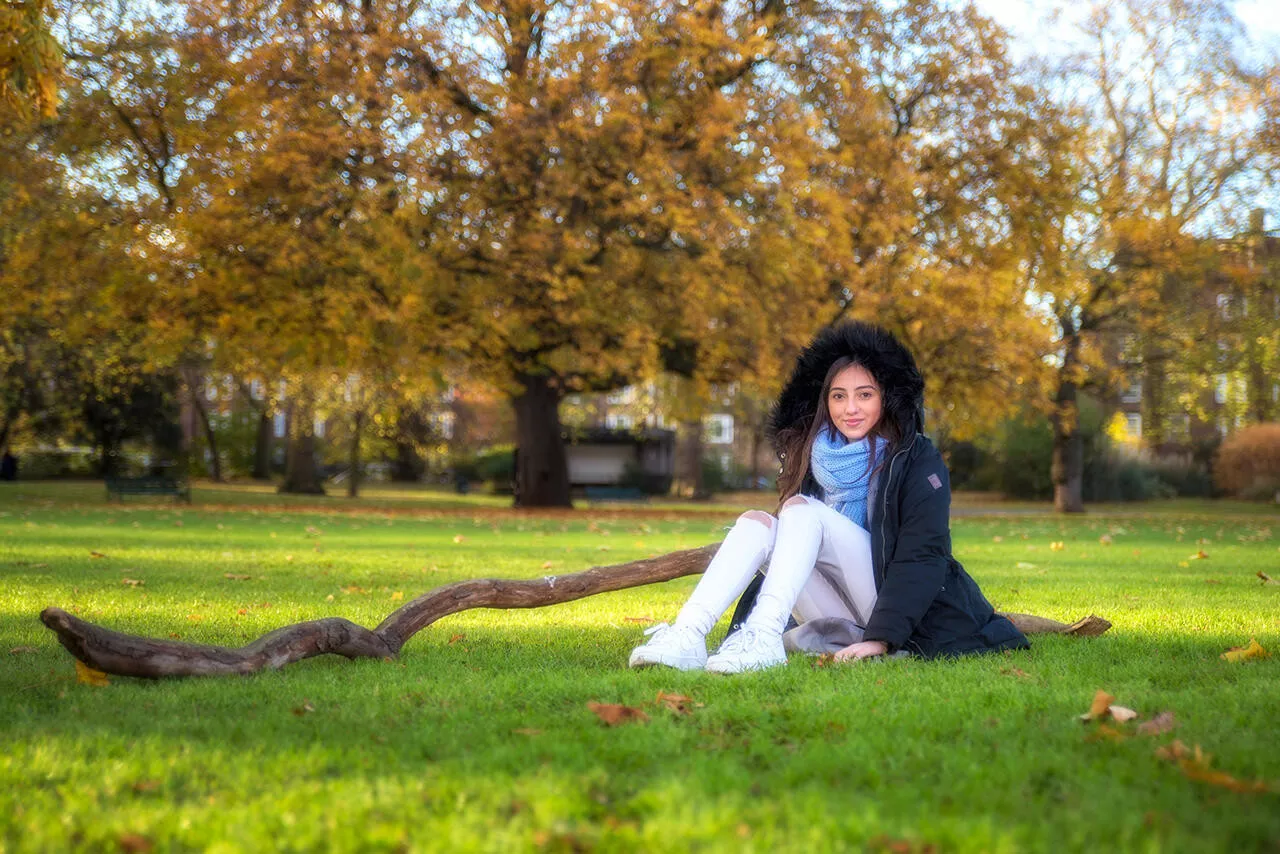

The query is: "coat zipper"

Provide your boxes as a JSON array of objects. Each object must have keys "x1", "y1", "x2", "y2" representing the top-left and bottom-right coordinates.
[{"x1": 877, "y1": 434, "x2": 916, "y2": 587}]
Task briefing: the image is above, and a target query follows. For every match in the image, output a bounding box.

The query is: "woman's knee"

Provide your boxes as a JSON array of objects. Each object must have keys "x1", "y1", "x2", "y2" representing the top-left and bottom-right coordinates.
[
  {"x1": 780, "y1": 495, "x2": 816, "y2": 514},
  {"x1": 738, "y1": 509, "x2": 774, "y2": 529}
]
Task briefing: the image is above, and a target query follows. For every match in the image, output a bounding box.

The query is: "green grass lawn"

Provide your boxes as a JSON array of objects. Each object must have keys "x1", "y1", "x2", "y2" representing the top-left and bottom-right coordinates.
[{"x1": 2, "y1": 482, "x2": 1278, "y2": 853}]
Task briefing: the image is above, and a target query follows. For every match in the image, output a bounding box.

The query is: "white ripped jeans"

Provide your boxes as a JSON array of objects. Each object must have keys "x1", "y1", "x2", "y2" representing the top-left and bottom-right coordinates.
[{"x1": 672, "y1": 495, "x2": 878, "y2": 638}]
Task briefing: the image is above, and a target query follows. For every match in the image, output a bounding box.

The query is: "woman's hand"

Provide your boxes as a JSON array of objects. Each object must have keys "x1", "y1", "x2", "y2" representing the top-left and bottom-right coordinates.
[{"x1": 834, "y1": 640, "x2": 889, "y2": 662}]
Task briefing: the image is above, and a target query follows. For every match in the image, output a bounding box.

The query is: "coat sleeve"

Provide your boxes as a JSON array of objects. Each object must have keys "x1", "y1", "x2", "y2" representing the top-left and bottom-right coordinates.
[{"x1": 862, "y1": 456, "x2": 952, "y2": 651}]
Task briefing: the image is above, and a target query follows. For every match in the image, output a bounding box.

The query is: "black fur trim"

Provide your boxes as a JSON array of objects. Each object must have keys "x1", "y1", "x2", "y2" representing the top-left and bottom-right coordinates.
[{"x1": 767, "y1": 321, "x2": 925, "y2": 455}]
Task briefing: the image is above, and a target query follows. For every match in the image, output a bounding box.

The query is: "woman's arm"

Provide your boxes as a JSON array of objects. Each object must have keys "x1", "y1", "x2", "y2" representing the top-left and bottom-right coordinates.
[{"x1": 859, "y1": 452, "x2": 953, "y2": 652}]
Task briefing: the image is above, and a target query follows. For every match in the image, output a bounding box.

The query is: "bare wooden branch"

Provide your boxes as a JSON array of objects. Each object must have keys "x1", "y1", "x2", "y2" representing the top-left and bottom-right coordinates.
[{"x1": 40, "y1": 544, "x2": 1108, "y2": 679}]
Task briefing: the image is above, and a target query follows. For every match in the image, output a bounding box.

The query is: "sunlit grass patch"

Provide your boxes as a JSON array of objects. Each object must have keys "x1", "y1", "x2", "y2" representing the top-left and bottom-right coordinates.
[{"x1": 1, "y1": 483, "x2": 1277, "y2": 852}]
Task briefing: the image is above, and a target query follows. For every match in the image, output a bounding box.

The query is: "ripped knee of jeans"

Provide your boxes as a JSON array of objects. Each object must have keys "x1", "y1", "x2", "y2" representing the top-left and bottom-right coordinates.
[{"x1": 738, "y1": 509, "x2": 774, "y2": 529}]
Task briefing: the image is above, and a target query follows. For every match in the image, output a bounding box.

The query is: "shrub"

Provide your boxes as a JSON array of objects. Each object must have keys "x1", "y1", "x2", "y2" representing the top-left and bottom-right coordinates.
[{"x1": 1214, "y1": 423, "x2": 1280, "y2": 501}]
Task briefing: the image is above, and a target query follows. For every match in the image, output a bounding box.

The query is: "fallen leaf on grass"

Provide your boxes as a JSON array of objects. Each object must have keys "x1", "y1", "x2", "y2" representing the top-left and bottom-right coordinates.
[
  {"x1": 654, "y1": 691, "x2": 702, "y2": 715},
  {"x1": 292, "y1": 701, "x2": 315, "y2": 716},
  {"x1": 1079, "y1": 690, "x2": 1138, "y2": 723},
  {"x1": 121, "y1": 578, "x2": 144, "y2": 587},
  {"x1": 1049, "y1": 541, "x2": 1065, "y2": 551},
  {"x1": 1155, "y1": 740, "x2": 1273, "y2": 793},
  {"x1": 810, "y1": 653, "x2": 836, "y2": 669},
  {"x1": 89, "y1": 551, "x2": 107, "y2": 559},
  {"x1": 1204, "y1": 579, "x2": 1221, "y2": 584},
  {"x1": 587, "y1": 701, "x2": 649, "y2": 726},
  {"x1": 512, "y1": 728, "x2": 542, "y2": 736},
  {"x1": 540, "y1": 560, "x2": 557, "y2": 569},
  {"x1": 1000, "y1": 667, "x2": 1031, "y2": 678},
  {"x1": 623, "y1": 615, "x2": 655, "y2": 624},
  {"x1": 1099, "y1": 535, "x2": 1113, "y2": 545},
  {"x1": 448, "y1": 633, "x2": 466, "y2": 644},
  {"x1": 1085, "y1": 723, "x2": 1129, "y2": 743},
  {"x1": 223, "y1": 573, "x2": 251, "y2": 581},
  {"x1": 452, "y1": 534, "x2": 466, "y2": 544},
  {"x1": 1137, "y1": 711, "x2": 1177, "y2": 736},
  {"x1": 390, "y1": 591, "x2": 403, "y2": 601},
  {"x1": 1188, "y1": 550, "x2": 1209, "y2": 560},
  {"x1": 1258, "y1": 571, "x2": 1277, "y2": 585},
  {"x1": 75, "y1": 660, "x2": 110, "y2": 687},
  {"x1": 117, "y1": 833, "x2": 153, "y2": 853},
  {"x1": 130, "y1": 780, "x2": 160, "y2": 793},
  {"x1": 9, "y1": 646, "x2": 37, "y2": 655},
  {"x1": 1220, "y1": 638, "x2": 1270, "y2": 663},
  {"x1": 187, "y1": 614, "x2": 203, "y2": 622}
]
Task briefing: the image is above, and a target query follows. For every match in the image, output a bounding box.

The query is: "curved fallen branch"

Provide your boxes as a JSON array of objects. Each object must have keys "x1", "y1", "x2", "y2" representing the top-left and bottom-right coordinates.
[{"x1": 40, "y1": 544, "x2": 1109, "y2": 679}]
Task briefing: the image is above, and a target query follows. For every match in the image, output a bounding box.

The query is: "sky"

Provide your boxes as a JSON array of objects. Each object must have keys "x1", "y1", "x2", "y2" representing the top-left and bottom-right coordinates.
[{"x1": 972, "y1": 0, "x2": 1280, "y2": 54}]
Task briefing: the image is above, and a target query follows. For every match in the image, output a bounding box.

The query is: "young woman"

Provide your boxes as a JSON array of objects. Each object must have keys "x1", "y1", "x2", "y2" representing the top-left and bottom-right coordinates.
[{"x1": 629, "y1": 321, "x2": 1029, "y2": 673}]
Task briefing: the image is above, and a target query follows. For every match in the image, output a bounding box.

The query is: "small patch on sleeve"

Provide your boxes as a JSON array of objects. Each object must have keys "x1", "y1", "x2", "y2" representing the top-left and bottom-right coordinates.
[{"x1": 927, "y1": 473, "x2": 942, "y2": 490}]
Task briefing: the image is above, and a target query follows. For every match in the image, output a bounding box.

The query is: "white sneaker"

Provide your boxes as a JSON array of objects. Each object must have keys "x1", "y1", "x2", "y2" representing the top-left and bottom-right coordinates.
[
  {"x1": 628, "y1": 623, "x2": 707, "y2": 671},
  {"x1": 705, "y1": 626, "x2": 787, "y2": 674}
]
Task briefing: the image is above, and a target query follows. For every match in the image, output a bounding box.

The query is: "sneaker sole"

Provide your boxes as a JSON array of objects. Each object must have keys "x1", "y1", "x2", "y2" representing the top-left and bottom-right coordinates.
[
  {"x1": 628, "y1": 652, "x2": 706, "y2": 671},
  {"x1": 705, "y1": 657, "x2": 787, "y2": 674}
]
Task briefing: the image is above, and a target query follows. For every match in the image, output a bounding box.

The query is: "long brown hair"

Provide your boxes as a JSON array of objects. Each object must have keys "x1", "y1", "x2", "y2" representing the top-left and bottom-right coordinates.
[{"x1": 773, "y1": 357, "x2": 902, "y2": 511}]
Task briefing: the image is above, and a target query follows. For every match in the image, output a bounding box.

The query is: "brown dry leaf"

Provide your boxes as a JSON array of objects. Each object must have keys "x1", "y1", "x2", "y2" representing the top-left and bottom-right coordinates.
[
  {"x1": 75, "y1": 660, "x2": 110, "y2": 687},
  {"x1": 587, "y1": 701, "x2": 649, "y2": 726},
  {"x1": 187, "y1": 614, "x2": 203, "y2": 622},
  {"x1": 1204, "y1": 579, "x2": 1222, "y2": 584},
  {"x1": 448, "y1": 633, "x2": 466, "y2": 644},
  {"x1": 1080, "y1": 689, "x2": 1115, "y2": 721},
  {"x1": 1137, "y1": 711, "x2": 1177, "y2": 737},
  {"x1": 1085, "y1": 723, "x2": 1129, "y2": 743},
  {"x1": 1000, "y1": 667, "x2": 1031, "y2": 679},
  {"x1": 452, "y1": 534, "x2": 466, "y2": 544},
  {"x1": 9, "y1": 646, "x2": 37, "y2": 655},
  {"x1": 292, "y1": 701, "x2": 315, "y2": 716},
  {"x1": 1188, "y1": 550, "x2": 1209, "y2": 560},
  {"x1": 117, "y1": 833, "x2": 153, "y2": 853},
  {"x1": 130, "y1": 780, "x2": 160, "y2": 793},
  {"x1": 540, "y1": 560, "x2": 556, "y2": 569},
  {"x1": 512, "y1": 728, "x2": 542, "y2": 736},
  {"x1": 121, "y1": 578, "x2": 144, "y2": 587},
  {"x1": 1221, "y1": 638, "x2": 1270, "y2": 663},
  {"x1": 810, "y1": 653, "x2": 836, "y2": 669},
  {"x1": 654, "y1": 691, "x2": 701, "y2": 715},
  {"x1": 89, "y1": 551, "x2": 107, "y2": 559},
  {"x1": 1156, "y1": 740, "x2": 1273, "y2": 793},
  {"x1": 1258, "y1": 571, "x2": 1276, "y2": 585},
  {"x1": 623, "y1": 616, "x2": 655, "y2": 624},
  {"x1": 223, "y1": 573, "x2": 251, "y2": 581},
  {"x1": 1099, "y1": 535, "x2": 1113, "y2": 545},
  {"x1": 992, "y1": 535, "x2": 1003, "y2": 543}
]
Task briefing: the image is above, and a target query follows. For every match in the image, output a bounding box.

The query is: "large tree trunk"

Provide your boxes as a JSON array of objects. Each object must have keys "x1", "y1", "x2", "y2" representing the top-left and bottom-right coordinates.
[
  {"x1": 513, "y1": 373, "x2": 571, "y2": 508},
  {"x1": 347, "y1": 409, "x2": 364, "y2": 499},
  {"x1": 1051, "y1": 329, "x2": 1085, "y2": 513},
  {"x1": 253, "y1": 408, "x2": 273, "y2": 480},
  {"x1": 280, "y1": 394, "x2": 326, "y2": 495},
  {"x1": 183, "y1": 371, "x2": 223, "y2": 482},
  {"x1": 38, "y1": 543, "x2": 1110, "y2": 679}
]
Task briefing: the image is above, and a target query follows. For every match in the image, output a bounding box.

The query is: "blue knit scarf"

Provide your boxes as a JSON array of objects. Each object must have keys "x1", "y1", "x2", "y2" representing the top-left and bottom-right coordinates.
[{"x1": 809, "y1": 429, "x2": 886, "y2": 528}]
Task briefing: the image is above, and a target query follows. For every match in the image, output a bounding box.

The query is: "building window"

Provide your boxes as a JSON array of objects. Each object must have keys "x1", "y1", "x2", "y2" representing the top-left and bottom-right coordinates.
[
  {"x1": 704, "y1": 414, "x2": 734, "y2": 445},
  {"x1": 313, "y1": 416, "x2": 326, "y2": 438},
  {"x1": 606, "y1": 386, "x2": 636, "y2": 406},
  {"x1": 273, "y1": 412, "x2": 286, "y2": 438},
  {"x1": 249, "y1": 379, "x2": 264, "y2": 400},
  {"x1": 431, "y1": 412, "x2": 455, "y2": 440},
  {"x1": 1120, "y1": 380, "x2": 1142, "y2": 404},
  {"x1": 1217, "y1": 293, "x2": 1231, "y2": 320},
  {"x1": 605, "y1": 413, "x2": 634, "y2": 431},
  {"x1": 1125, "y1": 413, "x2": 1142, "y2": 439},
  {"x1": 1214, "y1": 374, "x2": 1228, "y2": 405}
]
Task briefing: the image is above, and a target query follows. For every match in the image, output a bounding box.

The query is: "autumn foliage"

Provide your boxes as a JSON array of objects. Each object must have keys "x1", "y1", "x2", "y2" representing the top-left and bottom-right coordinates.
[{"x1": 1214, "y1": 423, "x2": 1280, "y2": 500}]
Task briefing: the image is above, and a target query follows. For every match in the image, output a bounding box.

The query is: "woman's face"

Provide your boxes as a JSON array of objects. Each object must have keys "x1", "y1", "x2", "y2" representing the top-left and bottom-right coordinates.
[{"x1": 827, "y1": 364, "x2": 883, "y2": 443}]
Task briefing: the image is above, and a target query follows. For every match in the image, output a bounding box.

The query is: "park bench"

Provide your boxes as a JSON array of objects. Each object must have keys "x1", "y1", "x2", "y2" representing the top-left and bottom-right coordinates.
[
  {"x1": 584, "y1": 485, "x2": 647, "y2": 504},
  {"x1": 105, "y1": 475, "x2": 191, "y2": 503}
]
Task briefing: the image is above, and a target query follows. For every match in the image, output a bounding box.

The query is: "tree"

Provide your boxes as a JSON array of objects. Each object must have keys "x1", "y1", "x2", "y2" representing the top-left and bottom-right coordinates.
[
  {"x1": 1027, "y1": 0, "x2": 1275, "y2": 511},
  {"x1": 1, "y1": 0, "x2": 62, "y2": 124}
]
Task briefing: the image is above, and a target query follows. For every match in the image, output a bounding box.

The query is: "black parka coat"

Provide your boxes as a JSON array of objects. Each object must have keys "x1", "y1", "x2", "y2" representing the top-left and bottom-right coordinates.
[{"x1": 729, "y1": 322, "x2": 1029, "y2": 658}]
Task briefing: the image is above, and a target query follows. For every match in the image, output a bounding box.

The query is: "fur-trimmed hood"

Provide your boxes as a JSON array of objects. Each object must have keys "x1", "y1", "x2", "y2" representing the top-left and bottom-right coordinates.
[{"x1": 768, "y1": 321, "x2": 925, "y2": 455}]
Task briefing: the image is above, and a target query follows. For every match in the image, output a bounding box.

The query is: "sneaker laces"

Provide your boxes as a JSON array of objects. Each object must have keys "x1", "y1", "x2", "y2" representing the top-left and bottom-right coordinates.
[
  {"x1": 716, "y1": 626, "x2": 767, "y2": 655},
  {"x1": 642, "y1": 622, "x2": 672, "y2": 639}
]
